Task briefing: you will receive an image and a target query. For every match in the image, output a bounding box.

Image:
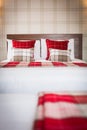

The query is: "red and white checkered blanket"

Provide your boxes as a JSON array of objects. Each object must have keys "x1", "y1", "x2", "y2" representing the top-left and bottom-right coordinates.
[
  {"x1": 33, "y1": 92, "x2": 87, "y2": 130},
  {"x1": 0, "y1": 61, "x2": 87, "y2": 67}
]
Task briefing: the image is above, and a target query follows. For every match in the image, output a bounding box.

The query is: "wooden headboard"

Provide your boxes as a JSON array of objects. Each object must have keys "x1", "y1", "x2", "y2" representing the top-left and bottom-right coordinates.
[{"x1": 7, "y1": 34, "x2": 82, "y2": 59}]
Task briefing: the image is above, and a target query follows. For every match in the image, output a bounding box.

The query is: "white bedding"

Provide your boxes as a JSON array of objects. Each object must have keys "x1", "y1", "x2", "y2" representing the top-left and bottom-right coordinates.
[
  {"x1": 0, "y1": 94, "x2": 38, "y2": 130},
  {"x1": 0, "y1": 67, "x2": 87, "y2": 93},
  {"x1": 0, "y1": 60, "x2": 87, "y2": 130}
]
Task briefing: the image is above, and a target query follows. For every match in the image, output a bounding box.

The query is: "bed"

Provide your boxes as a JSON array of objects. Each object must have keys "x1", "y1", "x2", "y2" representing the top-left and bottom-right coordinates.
[
  {"x1": 0, "y1": 34, "x2": 87, "y2": 130},
  {"x1": 0, "y1": 34, "x2": 87, "y2": 93}
]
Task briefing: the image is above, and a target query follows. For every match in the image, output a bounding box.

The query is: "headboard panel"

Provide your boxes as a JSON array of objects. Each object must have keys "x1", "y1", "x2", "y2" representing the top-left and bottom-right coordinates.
[{"x1": 7, "y1": 34, "x2": 82, "y2": 59}]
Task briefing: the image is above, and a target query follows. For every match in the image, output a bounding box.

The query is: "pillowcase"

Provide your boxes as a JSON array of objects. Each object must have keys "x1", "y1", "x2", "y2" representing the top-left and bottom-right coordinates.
[
  {"x1": 12, "y1": 48, "x2": 34, "y2": 62},
  {"x1": 46, "y1": 39, "x2": 69, "y2": 60},
  {"x1": 12, "y1": 40, "x2": 35, "y2": 48},
  {"x1": 49, "y1": 49, "x2": 71, "y2": 62},
  {"x1": 41, "y1": 38, "x2": 74, "y2": 60},
  {"x1": 7, "y1": 39, "x2": 41, "y2": 61}
]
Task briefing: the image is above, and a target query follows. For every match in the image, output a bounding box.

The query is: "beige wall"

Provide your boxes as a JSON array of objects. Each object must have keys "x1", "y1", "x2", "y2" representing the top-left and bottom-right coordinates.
[{"x1": 0, "y1": 0, "x2": 87, "y2": 61}]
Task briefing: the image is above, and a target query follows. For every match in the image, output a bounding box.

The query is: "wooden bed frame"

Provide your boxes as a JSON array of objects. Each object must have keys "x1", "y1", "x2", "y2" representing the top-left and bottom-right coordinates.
[{"x1": 7, "y1": 34, "x2": 82, "y2": 59}]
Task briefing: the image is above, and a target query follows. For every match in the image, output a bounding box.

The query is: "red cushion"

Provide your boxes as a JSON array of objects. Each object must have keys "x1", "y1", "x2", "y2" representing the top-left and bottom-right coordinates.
[
  {"x1": 46, "y1": 39, "x2": 69, "y2": 60},
  {"x1": 12, "y1": 40, "x2": 35, "y2": 49}
]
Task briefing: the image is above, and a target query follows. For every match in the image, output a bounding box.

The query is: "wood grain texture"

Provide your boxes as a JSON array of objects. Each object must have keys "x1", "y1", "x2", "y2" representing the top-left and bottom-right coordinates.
[{"x1": 7, "y1": 34, "x2": 82, "y2": 59}]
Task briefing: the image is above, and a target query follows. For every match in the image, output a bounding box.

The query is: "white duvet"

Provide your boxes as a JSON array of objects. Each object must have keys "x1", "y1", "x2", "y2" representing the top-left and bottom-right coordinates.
[
  {"x1": 0, "y1": 67, "x2": 87, "y2": 93},
  {"x1": 0, "y1": 94, "x2": 38, "y2": 130}
]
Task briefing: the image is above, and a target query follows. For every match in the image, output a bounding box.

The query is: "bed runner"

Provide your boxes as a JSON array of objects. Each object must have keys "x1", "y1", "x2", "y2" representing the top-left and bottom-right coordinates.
[
  {"x1": 33, "y1": 92, "x2": 87, "y2": 130},
  {"x1": 0, "y1": 61, "x2": 87, "y2": 67}
]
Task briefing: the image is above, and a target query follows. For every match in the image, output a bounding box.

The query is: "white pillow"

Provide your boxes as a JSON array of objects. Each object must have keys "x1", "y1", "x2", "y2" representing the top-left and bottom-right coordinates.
[
  {"x1": 41, "y1": 38, "x2": 74, "y2": 60},
  {"x1": 68, "y1": 39, "x2": 74, "y2": 60},
  {"x1": 34, "y1": 40, "x2": 41, "y2": 60},
  {"x1": 7, "y1": 39, "x2": 41, "y2": 61},
  {"x1": 41, "y1": 39, "x2": 47, "y2": 60},
  {"x1": 7, "y1": 39, "x2": 13, "y2": 61}
]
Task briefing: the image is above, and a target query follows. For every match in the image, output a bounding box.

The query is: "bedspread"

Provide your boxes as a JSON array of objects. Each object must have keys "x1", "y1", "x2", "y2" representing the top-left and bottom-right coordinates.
[
  {"x1": 0, "y1": 61, "x2": 87, "y2": 67},
  {"x1": 34, "y1": 92, "x2": 87, "y2": 130}
]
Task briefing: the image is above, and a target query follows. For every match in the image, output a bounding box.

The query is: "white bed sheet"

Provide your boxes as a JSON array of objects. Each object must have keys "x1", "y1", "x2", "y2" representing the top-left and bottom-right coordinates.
[
  {"x1": 0, "y1": 67, "x2": 87, "y2": 93},
  {"x1": 0, "y1": 94, "x2": 38, "y2": 130}
]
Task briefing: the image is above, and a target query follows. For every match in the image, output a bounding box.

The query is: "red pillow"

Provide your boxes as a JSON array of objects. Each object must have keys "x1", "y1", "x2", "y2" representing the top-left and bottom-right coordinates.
[
  {"x1": 46, "y1": 39, "x2": 69, "y2": 60},
  {"x1": 12, "y1": 40, "x2": 36, "y2": 49}
]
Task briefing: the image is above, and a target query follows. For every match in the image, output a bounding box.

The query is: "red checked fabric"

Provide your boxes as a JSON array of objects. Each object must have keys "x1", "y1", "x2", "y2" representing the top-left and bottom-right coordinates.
[
  {"x1": 49, "y1": 49, "x2": 71, "y2": 62},
  {"x1": 46, "y1": 39, "x2": 69, "y2": 60},
  {"x1": 11, "y1": 40, "x2": 36, "y2": 61},
  {"x1": 0, "y1": 61, "x2": 87, "y2": 67},
  {"x1": 33, "y1": 92, "x2": 87, "y2": 130},
  {"x1": 12, "y1": 40, "x2": 36, "y2": 48},
  {"x1": 12, "y1": 48, "x2": 34, "y2": 62}
]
